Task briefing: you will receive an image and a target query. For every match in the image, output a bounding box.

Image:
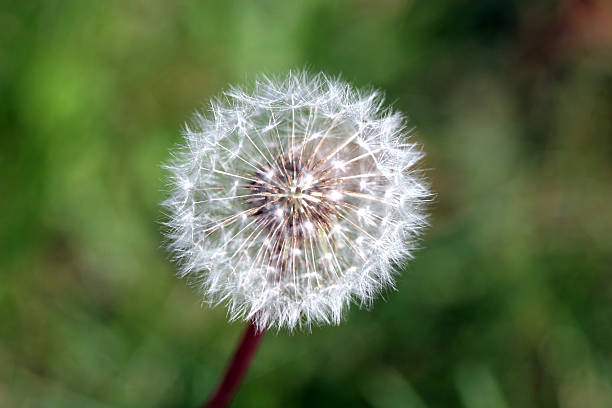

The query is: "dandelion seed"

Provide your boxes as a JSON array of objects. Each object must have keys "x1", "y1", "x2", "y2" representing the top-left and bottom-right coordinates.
[{"x1": 163, "y1": 71, "x2": 430, "y2": 331}]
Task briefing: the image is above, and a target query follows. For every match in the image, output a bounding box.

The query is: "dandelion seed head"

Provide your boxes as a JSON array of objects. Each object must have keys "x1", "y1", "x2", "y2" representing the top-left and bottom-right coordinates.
[{"x1": 163, "y1": 71, "x2": 431, "y2": 331}]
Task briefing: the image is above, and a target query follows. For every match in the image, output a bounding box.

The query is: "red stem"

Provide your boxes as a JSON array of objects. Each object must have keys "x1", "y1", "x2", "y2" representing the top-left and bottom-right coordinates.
[{"x1": 204, "y1": 321, "x2": 265, "y2": 408}]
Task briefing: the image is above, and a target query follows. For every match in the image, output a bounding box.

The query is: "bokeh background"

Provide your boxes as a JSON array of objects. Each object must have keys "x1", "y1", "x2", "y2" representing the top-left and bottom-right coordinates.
[{"x1": 2, "y1": 0, "x2": 612, "y2": 407}]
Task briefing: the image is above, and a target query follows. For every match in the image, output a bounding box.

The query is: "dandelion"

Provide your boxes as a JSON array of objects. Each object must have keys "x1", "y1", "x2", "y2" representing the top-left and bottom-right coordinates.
[{"x1": 163, "y1": 71, "x2": 430, "y2": 407}]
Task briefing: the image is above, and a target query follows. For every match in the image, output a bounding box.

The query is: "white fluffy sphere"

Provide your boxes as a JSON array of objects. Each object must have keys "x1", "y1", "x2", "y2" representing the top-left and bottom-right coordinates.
[{"x1": 163, "y1": 71, "x2": 430, "y2": 330}]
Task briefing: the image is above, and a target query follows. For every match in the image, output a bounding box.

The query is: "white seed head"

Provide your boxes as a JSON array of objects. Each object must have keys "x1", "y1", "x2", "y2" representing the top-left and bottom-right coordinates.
[{"x1": 163, "y1": 71, "x2": 431, "y2": 331}]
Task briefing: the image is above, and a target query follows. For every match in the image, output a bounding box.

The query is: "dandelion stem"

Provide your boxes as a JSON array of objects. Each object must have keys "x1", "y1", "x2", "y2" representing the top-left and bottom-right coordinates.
[{"x1": 204, "y1": 321, "x2": 265, "y2": 408}]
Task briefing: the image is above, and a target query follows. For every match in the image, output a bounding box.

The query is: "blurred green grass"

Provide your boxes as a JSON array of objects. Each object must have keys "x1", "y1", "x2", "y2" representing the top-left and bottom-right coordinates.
[{"x1": 1, "y1": 0, "x2": 612, "y2": 407}]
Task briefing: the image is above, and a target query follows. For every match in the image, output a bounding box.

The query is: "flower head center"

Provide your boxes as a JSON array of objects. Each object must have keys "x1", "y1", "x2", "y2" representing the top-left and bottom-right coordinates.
[{"x1": 245, "y1": 155, "x2": 339, "y2": 239}]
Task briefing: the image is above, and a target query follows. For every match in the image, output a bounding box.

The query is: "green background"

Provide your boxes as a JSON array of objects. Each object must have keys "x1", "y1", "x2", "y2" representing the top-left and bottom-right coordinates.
[{"x1": 2, "y1": 0, "x2": 612, "y2": 407}]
